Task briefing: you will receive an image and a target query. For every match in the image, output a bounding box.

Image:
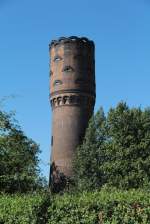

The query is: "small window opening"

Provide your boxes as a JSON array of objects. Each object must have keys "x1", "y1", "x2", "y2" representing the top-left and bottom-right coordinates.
[
  {"x1": 62, "y1": 66, "x2": 74, "y2": 73},
  {"x1": 53, "y1": 56, "x2": 62, "y2": 62},
  {"x1": 51, "y1": 136, "x2": 53, "y2": 146},
  {"x1": 53, "y1": 80, "x2": 62, "y2": 86}
]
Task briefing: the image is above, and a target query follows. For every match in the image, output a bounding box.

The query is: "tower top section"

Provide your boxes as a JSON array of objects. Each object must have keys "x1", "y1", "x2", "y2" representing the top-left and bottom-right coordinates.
[
  {"x1": 49, "y1": 36, "x2": 95, "y2": 101},
  {"x1": 49, "y1": 36, "x2": 94, "y2": 50}
]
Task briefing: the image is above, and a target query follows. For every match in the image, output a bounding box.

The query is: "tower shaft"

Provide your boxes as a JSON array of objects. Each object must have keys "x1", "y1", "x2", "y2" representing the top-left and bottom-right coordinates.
[{"x1": 49, "y1": 36, "x2": 95, "y2": 191}]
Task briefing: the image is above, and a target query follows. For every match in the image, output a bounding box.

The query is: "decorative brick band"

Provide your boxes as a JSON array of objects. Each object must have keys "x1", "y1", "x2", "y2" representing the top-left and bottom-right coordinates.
[
  {"x1": 50, "y1": 94, "x2": 95, "y2": 109},
  {"x1": 50, "y1": 89, "x2": 96, "y2": 98}
]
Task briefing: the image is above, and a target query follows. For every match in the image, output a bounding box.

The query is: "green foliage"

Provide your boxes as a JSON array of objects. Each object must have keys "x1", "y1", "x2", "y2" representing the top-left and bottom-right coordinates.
[
  {"x1": 1, "y1": 189, "x2": 150, "y2": 224},
  {"x1": 73, "y1": 107, "x2": 106, "y2": 191},
  {"x1": 48, "y1": 189, "x2": 150, "y2": 223},
  {"x1": 74, "y1": 102, "x2": 150, "y2": 190},
  {"x1": 103, "y1": 102, "x2": 150, "y2": 189},
  {"x1": 0, "y1": 109, "x2": 44, "y2": 193},
  {"x1": 0, "y1": 193, "x2": 50, "y2": 224}
]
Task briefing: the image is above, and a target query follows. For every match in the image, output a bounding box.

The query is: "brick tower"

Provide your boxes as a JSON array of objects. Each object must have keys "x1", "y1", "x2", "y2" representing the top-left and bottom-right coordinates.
[{"x1": 49, "y1": 36, "x2": 95, "y2": 191}]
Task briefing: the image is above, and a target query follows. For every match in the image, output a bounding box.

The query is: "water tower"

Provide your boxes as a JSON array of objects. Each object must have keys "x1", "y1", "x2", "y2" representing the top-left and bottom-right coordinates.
[{"x1": 49, "y1": 36, "x2": 95, "y2": 191}]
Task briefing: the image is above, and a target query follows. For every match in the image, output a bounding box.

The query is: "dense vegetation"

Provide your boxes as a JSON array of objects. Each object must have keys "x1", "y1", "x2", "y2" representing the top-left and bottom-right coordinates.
[
  {"x1": 74, "y1": 102, "x2": 150, "y2": 191},
  {"x1": 0, "y1": 194, "x2": 45, "y2": 224},
  {"x1": 1, "y1": 189, "x2": 150, "y2": 224},
  {"x1": 1, "y1": 102, "x2": 150, "y2": 223},
  {"x1": 0, "y1": 109, "x2": 44, "y2": 193}
]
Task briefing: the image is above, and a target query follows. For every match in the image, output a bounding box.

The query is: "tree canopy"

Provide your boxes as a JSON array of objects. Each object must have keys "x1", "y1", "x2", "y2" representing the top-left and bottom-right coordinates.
[
  {"x1": 0, "y1": 109, "x2": 44, "y2": 193},
  {"x1": 74, "y1": 102, "x2": 150, "y2": 191}
]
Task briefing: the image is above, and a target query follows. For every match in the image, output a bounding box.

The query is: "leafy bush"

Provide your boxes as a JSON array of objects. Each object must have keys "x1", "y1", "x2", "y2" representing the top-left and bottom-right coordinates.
[
  {"x1": 1, "y1": 189, "x2": 150, "y2": 223},
  {"x1": 48, "y1": 189, "x2": 150, "y2": 224},
  {"x1": 0, "y1": 193, "x2": 51, "y2": 224},
  {"x1": 0, "y1": 194, "x2": 42, "y2": 224}
]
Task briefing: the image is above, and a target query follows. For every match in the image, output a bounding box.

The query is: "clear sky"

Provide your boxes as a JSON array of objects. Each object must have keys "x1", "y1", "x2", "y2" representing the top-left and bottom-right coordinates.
[{"x1": 0, "y1": 0, "x2": 150, "y2": 178}]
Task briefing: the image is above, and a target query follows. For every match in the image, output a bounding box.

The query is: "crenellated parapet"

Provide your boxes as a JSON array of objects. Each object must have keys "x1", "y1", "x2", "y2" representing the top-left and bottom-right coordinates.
[{"x1": 49, "y1": 36, "x2": 94, "y2": 50}]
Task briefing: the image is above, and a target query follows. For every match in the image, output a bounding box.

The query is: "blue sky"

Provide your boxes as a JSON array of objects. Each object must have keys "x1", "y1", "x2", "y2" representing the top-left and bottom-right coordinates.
[{"x1": 0, "y1": 0, "x2": 150, "y2": 178}]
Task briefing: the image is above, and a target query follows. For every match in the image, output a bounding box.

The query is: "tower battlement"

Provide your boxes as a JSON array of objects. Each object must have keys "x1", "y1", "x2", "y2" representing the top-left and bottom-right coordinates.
[{"x1": 49, "y1": 36, "x2": 94, "y2": 49}]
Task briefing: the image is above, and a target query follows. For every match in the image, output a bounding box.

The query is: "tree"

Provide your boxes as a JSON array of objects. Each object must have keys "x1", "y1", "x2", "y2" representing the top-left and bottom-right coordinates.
[
  {"x1": 74, "y1": 102, "x2": 150, "y2": 191},
  {"x1": 104, "y1": 102, "x2": 150, "y2": 189},
  {"x1": 0, "y1": 109, "x2": 44, "y2": 193},
  {"x1": 73, "y1": 107, "x2": 106, "y2": 190}
]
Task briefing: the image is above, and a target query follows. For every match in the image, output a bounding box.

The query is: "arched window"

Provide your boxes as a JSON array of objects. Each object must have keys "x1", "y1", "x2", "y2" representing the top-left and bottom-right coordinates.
[
  {"x1": 53, "y1": 55, "x2": 62, "y2": 62},
  {"x1": 62, "y1": 66, "x2": 74, "y2": 73},
  {"x1": 53, "y1": 80, "x2": 62, "y2": 86}
]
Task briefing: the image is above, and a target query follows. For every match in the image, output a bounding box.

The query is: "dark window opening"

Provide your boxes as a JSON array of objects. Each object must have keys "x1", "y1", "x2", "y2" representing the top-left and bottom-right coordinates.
[
  {"x1": 53, "y1": 56, "x2": 62, "y2": 62},
  {"x1": 53, "y1": 80, "x2": 62, "y2": 86},
  {"x1": 62, "y1": 66, "x2": 74, "y2": 73},
  {"x1": 51, "y1": 136, "x2": 53, "y2": 146}
]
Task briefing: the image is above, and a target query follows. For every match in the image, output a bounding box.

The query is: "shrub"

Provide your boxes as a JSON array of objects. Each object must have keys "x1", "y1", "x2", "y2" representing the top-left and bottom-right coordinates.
[
  {"x1": 1, "y1": 189, "x2": 150, "y2": 223},
  {"x1": 0, "y1": 193, "x2": 50, "y2": 224},
  {"x1": 47, "y1": 188, "x2": 150, "y2": 224}
]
